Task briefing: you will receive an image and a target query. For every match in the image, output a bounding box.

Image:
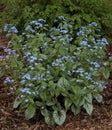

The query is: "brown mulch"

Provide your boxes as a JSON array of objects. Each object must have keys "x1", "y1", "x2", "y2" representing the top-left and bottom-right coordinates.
[
  {"x1": 0, "y1": 32, "x2": 112, "y2": 130},
  {"x1": 0, "y1": 80, "x2": 112, "y2": 130}
]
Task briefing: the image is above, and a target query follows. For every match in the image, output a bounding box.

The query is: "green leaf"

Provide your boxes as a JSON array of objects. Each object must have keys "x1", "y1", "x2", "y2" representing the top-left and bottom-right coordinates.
[
  {"x1": 55, "y1": 88, "x2": 60, "y2": 97},
  {"x1": 64, "y1": 98, "x2": 72, "y2": 110},
  {"x1": 40, "y1": 92, "x2": 47, "y2": 100},
  {"x1": 39, "y1": 54, "x2": 47, "y2": 60},
  {"x1": 13, "y1": 70, "x2": 20, "y2": 79},
  {"x1": 17, "y1": 61, "x2": 24, "y2": 69},
  {"x1": 83, "y1": 103, "x2": 93, "y2": 115},
  {"x1": 35, "y1": 101, "x2": 42, "y2": 107},
  {"x1": 45, "y1": 114, "x2": 55, "y2": 125},
  {"x1": 72, "y1": 86, "x2": 85, "y2": 96},
  {"x1": 59, "y1": 47, "x2": 66, "y2": 55},
  {"x1": 95, "y1": 94, "x2": 103, "y2": 103},
  {"x1": 102, "y1": 68, "x2": 110, "y2": 79},
  {"x1": 41, "y1": 109, "x2": 49, "y2": 117},
  {"x1": 71, "y1": 105, "x2": 80, "y2": 115},
  {"x1": 70, "y1": 45, "x2": 76, "y2": 52},
  {"x1": 11, "y1": 59, "x2": 17, "y2": 67},
  {"x1": 84, "y1": 93, "x2": 92, "y2": 104},
  {"x1": 57, "y1": 77, "x2": 70, "y2": 88},
  {"x1": 53, "y1": 110, "x2": 66, "y2": 125},
  {"x1": 41, "y1": 109, "x2": 55, "y2": 125},
  {"x1": 13, "y1": 98, "x2": 21, "y2": 108},
  {"x1": 25, "y1": 105, "x2": 36, "y2": 120},
  {"x1": 74, "y1": 98, "x2": 85, "y2": 106},
  {"x1": 0, "y1": 70, "x2": 4, "y2": 78}
]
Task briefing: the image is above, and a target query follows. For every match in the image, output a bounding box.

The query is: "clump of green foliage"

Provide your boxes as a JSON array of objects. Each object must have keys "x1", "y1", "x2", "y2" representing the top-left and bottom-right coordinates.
[
  {"x1": 1, "y1": 0, "x2": 112, "y2": 35},
  {"x1": 2, "y1": 17, "x2": 111, "y2": 125}
]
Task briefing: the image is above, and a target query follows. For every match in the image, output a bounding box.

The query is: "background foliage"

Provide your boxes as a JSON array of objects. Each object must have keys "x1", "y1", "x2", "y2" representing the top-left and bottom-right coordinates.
[{"x1": 0, "y1": 0, "x2": 112, "y2": 35}]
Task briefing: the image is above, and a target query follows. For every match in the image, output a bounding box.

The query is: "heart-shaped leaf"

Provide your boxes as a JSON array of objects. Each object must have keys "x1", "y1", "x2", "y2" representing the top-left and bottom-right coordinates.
[{"x1": 53, "y1": 110, "x2": 66, "y2": 125}]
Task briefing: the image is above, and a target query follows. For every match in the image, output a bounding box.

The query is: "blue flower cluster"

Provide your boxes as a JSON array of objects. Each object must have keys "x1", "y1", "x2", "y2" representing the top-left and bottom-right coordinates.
[
  {"x1": 3, "y1": 24, "x2": 18, "y2": 35},
  {"x1": 23, "y1": 18, "x2": 48, "y2": 37},
  {"x1": 20, "y1": 87, "x2": 39, "y2": 95},
  {"x1": 4, "y1": 77, "x2": 14, "y2": 84}
]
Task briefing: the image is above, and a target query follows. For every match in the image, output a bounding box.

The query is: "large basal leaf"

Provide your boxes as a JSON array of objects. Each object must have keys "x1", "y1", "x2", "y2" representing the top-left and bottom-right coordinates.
[
  {"x1": 41, "y1": 109, "x2": 49, "y2": 117},
  {"x1": 13, "y1": 98, "x2": 21, "y2": 108},
  {"x1": 53, "y1": 110, "x2": 66, "y2": 125},
  {"x1": 71, "y1": 105, "x2": 80, "y2": 115},
  {"x1": 84, "y1": 93, "x2": 92, "y2": 104},
  {"x1": 45, "y1": 115, "x2": 55, "y2": 125},
  {"x1": 25, "y1": 105, "x2": 36, "y2": 120},
  {"x1": 83, "y1": 102, "x2": 93, "y2": 115},
  {"x1": 41, "y1": 109, "x2": 55, "y2": 125}
]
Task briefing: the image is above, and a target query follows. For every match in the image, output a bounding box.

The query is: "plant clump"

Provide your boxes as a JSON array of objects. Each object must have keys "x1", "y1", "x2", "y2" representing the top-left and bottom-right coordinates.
[{"x1": 2, "y1": 16, "x2": 110, "y2": 125}]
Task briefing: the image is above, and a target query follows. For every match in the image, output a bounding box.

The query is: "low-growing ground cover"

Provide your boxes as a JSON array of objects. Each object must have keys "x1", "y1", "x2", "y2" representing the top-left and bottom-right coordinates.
[
  {"x1": 0, "y1": 16, "x2": 112, "y2": 128},
  {"x1": 1, "y1": 16, "x2": 112, "y2": 125},
  {"x1": 0, "y1": 0, "x2": 112, "y2": 129}
]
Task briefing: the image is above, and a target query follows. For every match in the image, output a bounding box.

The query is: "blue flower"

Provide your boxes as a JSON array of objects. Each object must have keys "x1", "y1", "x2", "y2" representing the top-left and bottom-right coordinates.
[
  {"x1": 3, "y1": 24, "x2": 8, "y2": 32},
  {"x1": 38, "y1": 18, "x2": 46, "y2": 23},
  {"x1": 4, "y1": 77, "x2": 14, "y2": 84},
  {"x1": 101, "y1": 38, "x2": 108, "y2": 45},
  {"x1": 23, "y1": 74, "x2": 31, "y2": 80},
  {"x1": 89, "y1": 22, "x2": 97, "y2": 27},
  {"x1": 21, "y1": 88, "x2": 31, "y2": 94},
  {"x1": 35, "y1": 23, "x2": 42, "y2": 29},
  {"x1": 80, "y1": 41, "x2": 88, "y2": 46},
  {"x1": 28, "y1": 83, "x2": 33, "y2": 87},
  {"x1": 32, "y1": 91, "x2": 39, "y2": 95},
  {"x1": 20, "y1": 80, "x2": 26, "y2": 84},
  {"x1": 25, "y1": 25, "x2": 33, "y2": 32},
  {"x1": 9, "y1": 26, "x2": 18, "y2": 33}
]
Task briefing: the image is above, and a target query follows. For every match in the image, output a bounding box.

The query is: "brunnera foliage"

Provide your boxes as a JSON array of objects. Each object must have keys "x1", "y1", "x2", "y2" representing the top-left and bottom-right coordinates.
[{"x1": 2, "y1": 17, "x2": 111, "y2": 125}]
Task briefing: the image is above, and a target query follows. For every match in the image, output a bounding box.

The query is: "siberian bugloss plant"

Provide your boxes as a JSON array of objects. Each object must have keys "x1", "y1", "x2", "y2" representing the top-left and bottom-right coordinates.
[{"x1": 3, "y1": 17, "x2": 109, "y2": 125}]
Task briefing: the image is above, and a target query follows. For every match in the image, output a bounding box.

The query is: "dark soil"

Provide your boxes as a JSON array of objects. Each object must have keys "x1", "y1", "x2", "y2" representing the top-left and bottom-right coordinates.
[{"x1": 0, "y1": 33, "x2": 112, "y2": 130}]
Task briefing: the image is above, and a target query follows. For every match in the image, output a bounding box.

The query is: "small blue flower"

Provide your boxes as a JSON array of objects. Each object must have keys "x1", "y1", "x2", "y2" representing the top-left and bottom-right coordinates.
[
  {"x1": 25, "y1": 99, "x2": 29, "y2": 103},
  {"x1": 21, "y1": 88, "x2": 31, "y2": 94},
  {"x1": 103, "y1": 62, "x2": 108, "y2": 66},
  {"x1": 89, "y1": 22, "x2": 97, "y2": 27},
  {"x1": 32, "y1": 91, "x2": 39, "y2": 95},
  {"x1": 30, "y1": 20, "x2": 37, "y2": 24},
  {"x1": 38, "y1": 18, "x2": 46, "y2": 23},
  {"x1": 3, "y1": 24, "x2": 8, "y2": 32},
  {"x1": 28, "y1": 83, "x2": 33, "y2": 87},
  {"x1": 23, "y1": 74, "x2": 31, "y2": 80},
  {"x1": 4, "y1": 77, "x2": 14, "y2": 84},
  {"x1": 9, "y1": 26, "x2": 18, "y2": 33},
  {"x1": 80, "y1": 41, "x2": 88, "y2": 46},
  {"x1": 101, "y1": 38, "x2": 108, "y2": 45},
  {"x1": 20, "y1": 80, "x2": 26, "y2": 84},
  {"x1": 25, "y1": 25, "x2": 32, "y2": 31}
]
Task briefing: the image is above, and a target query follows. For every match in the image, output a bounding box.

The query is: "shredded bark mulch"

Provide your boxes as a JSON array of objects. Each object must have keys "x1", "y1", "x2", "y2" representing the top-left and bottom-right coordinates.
[{"x1": 0, "y1": 81, "x2": 112, "y2": 130}]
